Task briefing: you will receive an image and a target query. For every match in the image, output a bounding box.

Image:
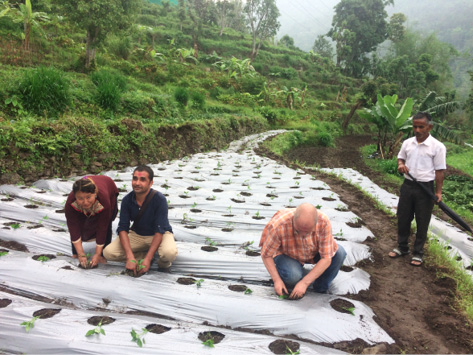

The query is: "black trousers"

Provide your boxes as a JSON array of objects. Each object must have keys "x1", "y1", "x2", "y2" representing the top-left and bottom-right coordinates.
[
  {"x1": 397, "y1": 179, "x2": 434, "y2": 256},
  {"x1": 71, "y1": 222, "x2": 113, "y2": 256}
]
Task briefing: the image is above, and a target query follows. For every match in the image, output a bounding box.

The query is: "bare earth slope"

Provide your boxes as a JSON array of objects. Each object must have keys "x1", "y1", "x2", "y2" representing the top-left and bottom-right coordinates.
[{"x1": 257, "y1": 135, "x2": 473, "y2": 354}]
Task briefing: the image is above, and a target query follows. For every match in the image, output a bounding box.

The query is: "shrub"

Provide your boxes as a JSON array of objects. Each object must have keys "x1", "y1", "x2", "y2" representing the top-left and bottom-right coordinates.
[
  {"x1": 90, "y1": 69, "x2": 128, "y2": 111},
  {"x1": 18, "y1": 66, "x2": 71, "y2": 117},
  {"x1": 378, "y1": 158, "x2": 399, "y2": 175},
  {"x1": 191, "y1": 90, "x2": 206, "y2": 110},
  {"x1": 257, "y1": 106, "x2": 277, "y2": 125},
  {"x1": 316, "y1": 131, "x2": 335, "y2": 147},
  {"x1": 174, "y1": 87, "x2": 189, "y2": 107}
]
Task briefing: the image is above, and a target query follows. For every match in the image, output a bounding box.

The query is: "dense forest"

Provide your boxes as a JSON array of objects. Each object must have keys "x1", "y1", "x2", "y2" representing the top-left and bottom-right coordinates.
[{"x1": 0, "y1": 0, "x2": 472, "y2": 185}]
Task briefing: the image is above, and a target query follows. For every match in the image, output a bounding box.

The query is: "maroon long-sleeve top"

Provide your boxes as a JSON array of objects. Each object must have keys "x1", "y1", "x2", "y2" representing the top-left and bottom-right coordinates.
[{"x1": 65, "y1": 175, "x2": 119, "y2": 246}]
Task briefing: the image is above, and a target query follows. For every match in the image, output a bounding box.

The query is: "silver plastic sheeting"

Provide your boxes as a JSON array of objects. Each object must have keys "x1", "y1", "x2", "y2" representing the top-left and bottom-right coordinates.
[
  {"x1": 0, "y1": 251, "x2": 392, "y2": 346},
  {"x1": 0, "y1": 131, "x2": 395, "y2": 352},
  {"x1": 0, "y1": 292, "x2": 344, "y2": 355}
]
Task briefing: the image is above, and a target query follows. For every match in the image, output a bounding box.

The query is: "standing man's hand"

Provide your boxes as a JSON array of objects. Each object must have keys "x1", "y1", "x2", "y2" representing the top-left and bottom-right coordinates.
[
  {"x1": 397, "y1": 161, "x2": 409, "y2": 174},
  {"x1": 126, "y1": 258, "x2": 138, "y2": 276},
  {"x1": 289, "y1": 281, "x2": 309, "y2": 299},
  {"x1": 274, "y1": 279, "x2": 288, "y2": 297}
]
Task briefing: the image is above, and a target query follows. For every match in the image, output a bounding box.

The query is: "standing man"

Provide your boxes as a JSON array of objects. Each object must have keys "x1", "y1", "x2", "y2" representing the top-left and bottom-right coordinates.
[
  {"x1": 104, "y1": 165, "x2": 177, "y2": 275},
  {"x1": 389, "y1": 112, "x2": 446, "y2": 266},
  {"x1": 259, "y1": 203, "x2": 346, "y2": 299}
]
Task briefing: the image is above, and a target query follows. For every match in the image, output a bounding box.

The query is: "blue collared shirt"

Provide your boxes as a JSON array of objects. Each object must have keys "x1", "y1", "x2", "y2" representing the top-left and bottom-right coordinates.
[{"x1": 117, "y1": 189, "x2": 172, "y2": 236}]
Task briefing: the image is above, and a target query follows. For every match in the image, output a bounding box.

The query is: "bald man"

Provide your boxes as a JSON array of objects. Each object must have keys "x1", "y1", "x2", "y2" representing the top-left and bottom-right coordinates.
[{"x1": 259, "y1": 203, "x2": 346, "y2": 299}]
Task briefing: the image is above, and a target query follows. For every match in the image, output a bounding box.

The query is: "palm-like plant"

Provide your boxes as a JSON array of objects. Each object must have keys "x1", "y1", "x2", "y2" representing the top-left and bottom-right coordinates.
[
  {"x1": 358, "y1": 94, "x2": 414, "y2": 159},
  {"x1": 11, "y1": 0, "x2": 49, "y2": 50}
]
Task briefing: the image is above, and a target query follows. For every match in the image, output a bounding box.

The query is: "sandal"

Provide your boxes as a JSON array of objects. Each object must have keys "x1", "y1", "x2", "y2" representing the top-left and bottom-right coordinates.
[
  {"x1": 411, "y1": 256, "x2": 423, "y2": 267},
  {"x1": 388, "y1": 248, "x2": 409, "y2": 258}
]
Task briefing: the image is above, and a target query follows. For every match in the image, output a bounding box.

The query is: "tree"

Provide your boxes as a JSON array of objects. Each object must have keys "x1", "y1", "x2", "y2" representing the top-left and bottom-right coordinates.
[
  {"x1": 216, "y1": 0, "x2": 233, "y2": 36},
  {"x1": 58, "y1": 0, "x2": 141, "y2": 69},
  {"x1": 187, "y1": 0, "x2": 215, "y2": 59},
  {"x1": 388, "y1": 13, "x2": 406, "y2": 43},
  {"x1": 279, "y1": 34, "x2": 294, "y2": 48},
  {"x1": 10, "y1": 0, "x2": 49, "y2": 50},
  {"x1": 312, "y1": 35, "x2": 333, "y2": 60},
  {"x1": 244, "y1": 0, "x2": 280, "y2": 60},
  {"x1": 327, "y1": 0, "x2": 393, "y2": 77},
  {"x1": 177, "y1": 0, "x2": 186, "y2": 32}
]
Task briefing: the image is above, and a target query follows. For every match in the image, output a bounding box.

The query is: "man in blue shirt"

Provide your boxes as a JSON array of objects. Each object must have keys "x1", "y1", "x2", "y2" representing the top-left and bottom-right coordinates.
[{"x1": 104, "y1": 165, "x2": 177, "y2": 275}]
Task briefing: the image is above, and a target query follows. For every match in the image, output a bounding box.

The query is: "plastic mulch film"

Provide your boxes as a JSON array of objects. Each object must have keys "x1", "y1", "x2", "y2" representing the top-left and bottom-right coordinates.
[{"x1": 0, "y1": 130, "x2": 396, "y2": 352}]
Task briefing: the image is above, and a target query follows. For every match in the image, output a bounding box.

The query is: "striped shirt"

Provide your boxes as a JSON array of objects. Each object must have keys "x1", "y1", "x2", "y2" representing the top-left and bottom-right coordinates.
[{"x1": 259, "y1": 209, "x2": 338, "y2": 264}]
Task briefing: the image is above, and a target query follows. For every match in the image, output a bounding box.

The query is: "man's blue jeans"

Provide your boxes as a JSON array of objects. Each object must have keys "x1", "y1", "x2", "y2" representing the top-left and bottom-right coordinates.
[{"x1": 274, "y1": 244, "x2": 347, "y2": 293}]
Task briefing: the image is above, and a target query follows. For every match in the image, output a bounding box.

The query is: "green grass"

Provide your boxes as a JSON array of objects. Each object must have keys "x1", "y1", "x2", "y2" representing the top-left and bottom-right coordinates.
[
  {"x1": 447, "y1": 149, "x2": 473, "y2": 177},
  {"x1": 426, "y1": 236, "x2": 473, "y2": 323}
]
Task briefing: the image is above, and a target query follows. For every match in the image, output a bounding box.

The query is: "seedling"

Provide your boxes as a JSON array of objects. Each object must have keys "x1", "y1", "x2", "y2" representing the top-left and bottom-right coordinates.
[
  {"x1": 207, "y1": 195, "x2": 216, "y2": 201},
  {"x1": 285, "y1": 345, "x2": 300, "y2": 354},
  {"x1": 334, "y1": 229, "x2": 344, "y2": 237},
  {"x1": 37, "y1": 255, "x2": 50, "y2": 262},
  {"x1": 21, "y1": 316, "x2": 40, "y2": 333},
  {"x1": 227, "y1": 178, "x2": 232, "y2": 184},
  {"x1": 279, "y1": 294, "x2": 288, "y2": 299},
  {"x1": 226, "y1": 205, "x2": 232, "y2": 214},
  {"x1": 130, "y1": 327, "x2": 148, "y2": 347},
  {"x1": 85, "y1": 320, "x2": 106, "y2": 337},
  {"x1": 192, "y1": 202, "x2": 197, "y2": 209},
  {"x1": 205, "y1": 237, "x2": 217, "y2": 246},
  {"x1": 42, "y1": 215, "x2": 49, "y2": 220},
  {"x1": 122, "y1": 184, "x2": 127, "y2": 190},
  {"x1": 255, "y1": 211, "x2": 260, "y2": 218},
  {"x1": 316, "y1": 204, "x2": 322, "y2": 209},
  {"x1": 243, "y1": 241, "x2": 254, "y2": 250},
  {"x1": 295, "y1": 180, "x2": 300, "y2": 186},
  {"x1": 202, "y1": 337, "x2": 214, "y2": 348},
  {"x1": 342, "y1": 306, "x2": 356, "y2": 316},
  {"x1": 0, "y1": 251, "x2": 8, "y2": 256},
  {"x1": 184, "y1": 191, "x2": 189, "y2": 196},
  {"x1": 244, "y1": 288, "x2": 253, "y2": 294},
  {"x1": 11, "y1": 223, "x2": 20, "y2": 229},
  {"x1": 194, "y1": 279, "x2": 204, "y2": 287},
  {"x1": 131, "y1": 259, "x2": 146, "y2": 271}
]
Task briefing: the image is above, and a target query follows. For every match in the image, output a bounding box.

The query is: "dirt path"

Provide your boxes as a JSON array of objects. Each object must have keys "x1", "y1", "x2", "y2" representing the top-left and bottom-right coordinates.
[{"x1": 257, "y1": 135, "x2": 473, "y2": 354}]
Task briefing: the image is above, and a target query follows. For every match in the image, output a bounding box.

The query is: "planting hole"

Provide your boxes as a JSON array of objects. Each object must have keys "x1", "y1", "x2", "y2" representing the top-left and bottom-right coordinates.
[
  {"x1": 32, "y1": 254, "x2": 56, "y2": 261},
  {"x1": 228, "y1": 285, "x2": 247, "y2": 292},
  {"x1": 201, "y1": 246, "x2": 218, "y2": 252},
  {"x1": 24, "y1": 205, "x2": 39, "y2": 209},
  {"x1": 340, "y1": 265, "x2": 354, "y2": 272},
  {"x1": 87, "y1": 316, "x2": 115, "y2": 326},
  {"x1": 1, "y1": 198, "x2": 14, "y2": 202},
  {"x1": 33, "y1": 308, "x2": 61, "y2": 319},
  {"x1": 268, "y1": 339, "x2": 300, "y2": 354},
  {"x1": 330, "y1": 299, "x2": 355, "y2": 315},
  {"x1": 198, "y1": 331, "x2": 225, "y2": 344},
  {"x1": 213, "y1": 189, "x2": 223, "y2": 193},
  {"x1": 55, "y1": 209, "x2": 66, "y2": 213},
  {"x1": 0, "y1": 299, "x2": 12, "y2": 308},
  {"x1": 177, "y1": 277, "x2": 196, "y2": 285},
  {"x1": 146, "y1": 324, "x2": 171, "y2": 334},
  {"x1": 322, "y1": 197, "x2": 336, "y2": 201},
  {"x1": 246, "y1": 250, "x2": 261, "y2": 257}
]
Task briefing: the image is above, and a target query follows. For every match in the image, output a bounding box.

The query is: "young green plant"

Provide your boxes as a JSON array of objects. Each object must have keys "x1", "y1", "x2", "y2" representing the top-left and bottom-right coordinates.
[
  {"x1": 21, "y1": 316, "x2": 40, "y2": 333},
  {"x1": 85, "y1": 320, "x2": 106, "y2": 337},
  {"x1": 130, "y1": 327, "x2": 148, "y2": 347}
]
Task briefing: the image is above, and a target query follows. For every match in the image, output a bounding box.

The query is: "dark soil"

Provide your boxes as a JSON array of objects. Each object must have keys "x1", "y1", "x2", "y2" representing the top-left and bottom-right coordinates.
[
  {"x1": 0, "y1": 298, "x2": 12, "y2": 308},
  {"x1": 330, "y1": 299, "x2": 355, "y2": 315},
  {"x1": 146, "y1": 323, "x2": 171, "y2": 334},
  {"x1": 201, "y1": 246, "x2": 218, "y2": 252},
  {"x1": 198, "y1": 330, "x2": 225, "y2": 344},
  {"x1": 32, "y1": 254, "x2": 56, "y2": 261},
  {"x1": 268, "y1": 339, "x2": 300, "y2": 354},
  {"x1": 33, "y1": 308, "x2": 61, "y2": 319},
  {"x1": 177, "y1": 277, "x2": 196, "y2": 285},
  {"x1": 87, "y1": 316, "x2": 115, "y2": 326},
  {"x1": 228, "y1": 285, "x2": 247, "y2": 292},
  {"x1": 257, "y1": 135, "x2": 473, "y2": 354}
]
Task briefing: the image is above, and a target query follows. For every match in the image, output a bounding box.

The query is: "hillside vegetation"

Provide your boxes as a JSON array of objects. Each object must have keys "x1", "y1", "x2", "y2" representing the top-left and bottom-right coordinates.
[{"x1": 0, "y1": 0, "x2": 361, "y2": 184}]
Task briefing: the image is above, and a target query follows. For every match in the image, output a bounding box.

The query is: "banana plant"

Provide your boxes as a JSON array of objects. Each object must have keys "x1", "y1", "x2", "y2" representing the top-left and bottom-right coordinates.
[
  {"x1": 359, "y1": 94, "x2": 413, "y2": 159},
  {"x1": 10, "y1": 0, "x2": 49, "y2": 50}
]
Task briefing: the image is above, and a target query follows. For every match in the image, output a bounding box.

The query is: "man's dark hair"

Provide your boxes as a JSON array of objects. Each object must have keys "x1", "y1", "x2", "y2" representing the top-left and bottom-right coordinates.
[
  {"x1": 133, "y1": 165, "x2": 154, "y2": 181},
  {"x1": 412, "y1": 111, "x2": 432, "y2": 122}
]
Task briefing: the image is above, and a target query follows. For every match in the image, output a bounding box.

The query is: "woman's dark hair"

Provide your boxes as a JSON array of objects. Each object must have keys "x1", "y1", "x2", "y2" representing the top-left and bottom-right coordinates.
[{"x1": 72, "y1": 177, "x2": 98, "y2": 194}]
